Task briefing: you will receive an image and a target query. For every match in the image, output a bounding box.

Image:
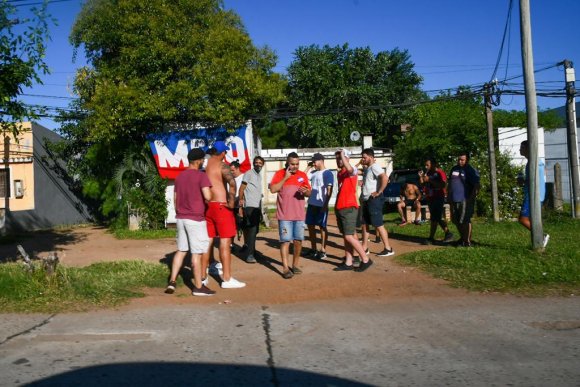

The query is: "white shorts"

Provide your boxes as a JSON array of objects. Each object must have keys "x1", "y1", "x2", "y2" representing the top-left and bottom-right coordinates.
[{"x1": 176, "y1": 219, "x2": 210, "y2": 254}]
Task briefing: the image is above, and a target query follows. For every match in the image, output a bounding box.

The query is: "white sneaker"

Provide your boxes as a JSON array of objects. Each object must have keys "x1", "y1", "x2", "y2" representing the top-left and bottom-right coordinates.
[
  {"x1": 202, "y1": 277, "x2": 209, "y2": 287},
  {"x1": 542, "y1": 234, "x2": 550, "y2": 248},
  {"x1": 221, "y1": 277, "x2": 246, "y2": 289},
  {"x1": 207, "y1": 262, "x2": 223, "y2": 276}
]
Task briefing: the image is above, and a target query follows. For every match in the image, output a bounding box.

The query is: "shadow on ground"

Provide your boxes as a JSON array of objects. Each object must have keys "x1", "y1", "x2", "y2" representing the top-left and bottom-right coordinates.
[
  {"x1": 0, "y1": 230, "x2": 91, "y2": 264},
  {"x1": 24, "y1": 362, "x2": 373, "y2": 387}
]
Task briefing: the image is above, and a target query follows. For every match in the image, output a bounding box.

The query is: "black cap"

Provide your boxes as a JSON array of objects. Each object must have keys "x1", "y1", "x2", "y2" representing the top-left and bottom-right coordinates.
[
  {"x1": 311, "y1": 153, "x2": 324, "y2": 162},
  {"x1": 188, "y1": 148, "x2": 205, "y2": 161}
]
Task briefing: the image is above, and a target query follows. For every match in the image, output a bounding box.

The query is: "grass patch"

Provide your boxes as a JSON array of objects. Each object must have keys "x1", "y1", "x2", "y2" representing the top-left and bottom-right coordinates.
[
  {"x1": 389, "y1": 210, "x2": 580, "y2": 296},
  {"x1": 112, "y1": 228, "x2": 177, "y2": 239},
  {"x1": 0, "y1": 260, "x2": 169, "y2": 313}
]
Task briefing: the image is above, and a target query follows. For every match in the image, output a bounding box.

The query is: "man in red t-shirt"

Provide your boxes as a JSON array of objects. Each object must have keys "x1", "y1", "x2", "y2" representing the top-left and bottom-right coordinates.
[
  {"x1": 418, "y1": 156, "x2": 454, "y2": 245},
  {"x1": 269, "y1": 152, "x2": 311, "y2": 279},
  {"x1": 165, "y1": 148, "x2": 215, "y2": 296},
  {"x1": 333, "y1": 149, "x2": 373, "y2": 272}
]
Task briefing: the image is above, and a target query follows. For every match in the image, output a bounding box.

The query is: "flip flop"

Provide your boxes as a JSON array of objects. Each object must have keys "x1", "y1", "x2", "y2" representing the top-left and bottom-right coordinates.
[
  {"x1": 291, "y1": 267, "x2": 302, "y2": 275},
  {"x1": 282, "y1": 270, "x2": 294, "y2": 279}
]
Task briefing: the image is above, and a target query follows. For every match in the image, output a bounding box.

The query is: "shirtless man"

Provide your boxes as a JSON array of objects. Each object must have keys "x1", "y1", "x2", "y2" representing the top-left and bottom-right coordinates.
[
  {"x1": 397, "y1": 182, "x2": 422, "y2": 226},
  {"x1": 202, "y1": 141, "x2": 246, "y2": 289}
]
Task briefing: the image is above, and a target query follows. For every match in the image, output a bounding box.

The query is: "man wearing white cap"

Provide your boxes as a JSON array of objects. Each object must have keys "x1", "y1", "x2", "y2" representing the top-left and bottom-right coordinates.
[{"x1": 333, "y1": 149, "x2": 373, "y2": 272}]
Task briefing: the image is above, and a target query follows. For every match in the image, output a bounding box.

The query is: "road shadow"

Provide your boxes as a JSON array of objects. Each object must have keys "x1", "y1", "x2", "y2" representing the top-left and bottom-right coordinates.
[
  {"x1": 23, "y1": 362, "x2": 373, "y2": 386},
  {"x1": 0, "y1": 229, "x2": 89, "y2": 264}
]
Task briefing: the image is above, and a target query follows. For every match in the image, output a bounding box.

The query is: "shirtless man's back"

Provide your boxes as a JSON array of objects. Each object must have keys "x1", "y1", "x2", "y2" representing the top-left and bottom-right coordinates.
[{"x1": 202, "y1": 141, "x2": 246, "y2": 289}]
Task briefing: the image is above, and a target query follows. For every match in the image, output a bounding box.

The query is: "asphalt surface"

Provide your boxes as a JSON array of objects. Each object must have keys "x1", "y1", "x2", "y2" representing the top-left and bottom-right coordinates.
[{"x1": 1, "y1": 294, "x2": 579, "y2": 386}]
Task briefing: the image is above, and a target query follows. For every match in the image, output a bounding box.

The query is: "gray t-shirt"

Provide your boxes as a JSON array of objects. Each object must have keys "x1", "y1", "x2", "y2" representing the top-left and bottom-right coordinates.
[
  {"x1": 362, "y1": 163, "x2": 384, "y2": 201},
  {"x1": 241, "y1": 169, "x2": 263, "y2": 208}
]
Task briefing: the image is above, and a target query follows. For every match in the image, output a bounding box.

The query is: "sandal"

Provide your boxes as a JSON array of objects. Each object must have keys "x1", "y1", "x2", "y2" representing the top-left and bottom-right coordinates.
[
  {"x1": 291, "y1": 267, "x2": 302, "y2": 275},
  {"x1": 282, "y1": 270, "x2": 294, "y2": 279}
]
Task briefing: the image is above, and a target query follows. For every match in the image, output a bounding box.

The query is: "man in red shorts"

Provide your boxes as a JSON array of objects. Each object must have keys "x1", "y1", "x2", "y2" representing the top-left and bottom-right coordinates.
[{"x1": 202, "y1": 141, "x2": 246, "y2": 289}]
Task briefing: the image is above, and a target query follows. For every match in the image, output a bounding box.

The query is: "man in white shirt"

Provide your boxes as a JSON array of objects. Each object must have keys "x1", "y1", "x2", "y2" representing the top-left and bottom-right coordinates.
[
  {"x1": 303, "y1": 153, "x2": 334, "y2": 259},
  {"x1": 360, "y1": 148, "x2": 394, "y2": 257}
]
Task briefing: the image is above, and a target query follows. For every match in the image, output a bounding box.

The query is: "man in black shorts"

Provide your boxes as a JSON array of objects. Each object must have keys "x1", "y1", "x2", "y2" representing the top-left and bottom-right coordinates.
[{"x1": 397, "y1": 182, "x2": 422, "y2": 226}]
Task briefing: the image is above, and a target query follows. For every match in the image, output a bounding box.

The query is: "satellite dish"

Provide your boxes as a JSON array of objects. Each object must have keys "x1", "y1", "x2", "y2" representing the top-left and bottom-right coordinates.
[{"x1": 350, "y1": 131, "x2": 361, "y2": 142}]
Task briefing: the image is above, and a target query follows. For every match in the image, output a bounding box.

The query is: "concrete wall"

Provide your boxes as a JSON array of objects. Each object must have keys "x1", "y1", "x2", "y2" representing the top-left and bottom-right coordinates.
[{"x1": 5, "y1": 123, "x2": 93, "y2": 231}]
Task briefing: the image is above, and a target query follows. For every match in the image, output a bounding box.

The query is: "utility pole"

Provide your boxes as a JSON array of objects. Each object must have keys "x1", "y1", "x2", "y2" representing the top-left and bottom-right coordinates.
[
  {"x1": 519, "y1": 0, "x2": 544, "y2": 250},
  {"x1": 563, "y1": 59, "x2": 580, "y2": 218},
  {"x1": 484, "y1": 83, "x2": 500, "y2": 221}
]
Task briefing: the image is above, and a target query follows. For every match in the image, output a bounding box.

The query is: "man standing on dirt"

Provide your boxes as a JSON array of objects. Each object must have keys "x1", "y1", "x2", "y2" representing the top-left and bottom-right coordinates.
[
  {"x1": 269, "y1": 152, "x2": 311, "y2": 279},
  {"x1": 397, "y1": 182, "x2": 422, "y2": 226},
  {"x1": 165, "y1": 148, "x2": 215, "y2": 296},
  {"x1": 202, "y1": 141, "x2": 246, "y2": 289},
  {"x1": 419, "y1": 157, "x2": 454, "y2": 245},
  {"x1": 360, "y1": 148, "x2": 394, "y2": 257},
  {"x1": 448, "y1": 151, "x2": 480, "y2": 247},
  {"x1": 229, "y1": 160, "x2": 244, "y2": 251},
  {"x1": 333, "y1": 149, "x2": 373, "y2": 272},
  {"x1": 238, "y1": 156, "x2": 265, "y2": 263},
  {"x1": 303, "y1": 153, "x2": 334, "y2": 260},
  {"x1": 517, "y1": 140, "x2": 549, "y2": 247}
]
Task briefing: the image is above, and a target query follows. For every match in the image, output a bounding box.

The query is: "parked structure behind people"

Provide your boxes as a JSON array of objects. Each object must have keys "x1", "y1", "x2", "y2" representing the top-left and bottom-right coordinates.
[
  {"x1": 517, "y1": 140, "x2": 549, "y2": 247},
  {"x1": 448, "y1": 151, "x2": 480, "y2": 247},
  {"x1": 419, "y1": 157, "x2": 454, "y2": 245},
  {"x1": 397, "y1": 182, "x2": 422, "y2": 226},
  {"x1": 238, "y1": 156, "x2": 265, "y2": 263},
  {"x1": 165, "y1": 148, "x2": 215, "y2": 296},
  {"x1": 360, "y1": 148, "x2": 394, "y2": 257},
  {"x1": 303, "y1": 153, "x2": 334, "y2": 260},
  {"x1": 333, "y1": 149, "x2": 373, "y2": 272},
  {"x1": 269, "y1": 152, "x2": 311, "y2": 279},
  {"x1": 202, "y1": 141, "x2": 246, "y2": 289}
]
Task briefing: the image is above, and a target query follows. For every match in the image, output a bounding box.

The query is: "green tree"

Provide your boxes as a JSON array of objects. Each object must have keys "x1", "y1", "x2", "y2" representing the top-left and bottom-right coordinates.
[
  {"x1": 52, "y1": 0, "x2": 285, "y2": 223},
  {"x1": 286, "y1": 44, "x2": 423, "y2": 149},
  {"x1": 0, "y1": 1, "x2": 54, "y2": 137},
  {"x1": 393, "y1": 92, "x2": 563, "y2": 218}
]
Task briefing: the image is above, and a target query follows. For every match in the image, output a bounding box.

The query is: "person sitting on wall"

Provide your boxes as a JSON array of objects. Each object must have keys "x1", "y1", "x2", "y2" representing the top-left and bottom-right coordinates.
[{"x1": 397, "y1": 182, "x2": 422, "y2": 226}]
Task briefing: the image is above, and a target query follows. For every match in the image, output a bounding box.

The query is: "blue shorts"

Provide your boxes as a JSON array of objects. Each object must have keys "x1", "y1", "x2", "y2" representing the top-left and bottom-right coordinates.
[
  {"x1": 278, "y1": 220, "x2": 305, "y2": 242},
  {"x1": 520, "y1": 195, "x2": 543, "y2": 218},
  {"x1": 305, "y1": 205, "x2": 328, "y2": 227},
  {"x1": 520, "y1": 196, "x2": 530, "y2": 218}
]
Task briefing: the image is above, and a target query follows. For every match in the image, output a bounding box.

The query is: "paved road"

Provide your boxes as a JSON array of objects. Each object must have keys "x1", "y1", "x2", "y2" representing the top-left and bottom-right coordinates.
[{"x1": 1, "y1": 295, "x2": 579, "y2": 386}]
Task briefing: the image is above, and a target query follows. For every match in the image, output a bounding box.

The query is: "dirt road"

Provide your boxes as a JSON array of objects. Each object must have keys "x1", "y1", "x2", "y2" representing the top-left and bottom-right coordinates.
[{"x1": 1, "y1": 218, "x2": 468, "y2": 307}]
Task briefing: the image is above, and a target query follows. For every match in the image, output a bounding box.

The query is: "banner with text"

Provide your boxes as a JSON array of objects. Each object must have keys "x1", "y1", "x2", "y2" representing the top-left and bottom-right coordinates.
[{"x1": 147, "y1": 126, "x2": 251, "y2": 180}]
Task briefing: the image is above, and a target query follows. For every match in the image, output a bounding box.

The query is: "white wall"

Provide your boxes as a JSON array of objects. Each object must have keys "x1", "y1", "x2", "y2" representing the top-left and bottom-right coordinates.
[{"x1": 499, "y1": 126, "x2": 580, "y2": 203}]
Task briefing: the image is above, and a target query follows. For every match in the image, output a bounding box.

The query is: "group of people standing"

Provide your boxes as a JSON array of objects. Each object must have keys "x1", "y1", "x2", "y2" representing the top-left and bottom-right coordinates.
[{"x1": 164, "y1": 139, "x2": 547, "y2": 296}]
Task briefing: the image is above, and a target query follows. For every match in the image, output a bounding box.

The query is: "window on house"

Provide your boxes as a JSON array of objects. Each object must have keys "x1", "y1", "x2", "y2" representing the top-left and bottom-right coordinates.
[{"x1": 0, "y1": 169, "x2": 9, "y2": 198}]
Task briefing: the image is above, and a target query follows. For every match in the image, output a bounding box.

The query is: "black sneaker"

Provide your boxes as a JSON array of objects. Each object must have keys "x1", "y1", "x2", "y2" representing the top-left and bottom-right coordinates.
[
  {"x1": 376, "y1": 248, "x2": 394, "y2": 257},
  {"x1": 246, "y1": 254, "x2": 257, "y2": 264},
  {"x1": 355, "y1": 259, "x2": 373, "y2": 272},
  {"x1": 442, "y1": 232, "x2": 455, "y2": 243},
  {"x1": 316, "y1": 251, "x2": 327, "y2": 260},
  {"x1": 333, "y1": 263, "x2": 354, "y2": 271},
  {"x1": 165, "y1": 280, "x2": 177, "y2": 294},
  {"x1": 303, "y1": 249, "x2": 317, "y2": 258},
  {"x1": 192, "y1": 285, "x2": 216, "y2": 296}
]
